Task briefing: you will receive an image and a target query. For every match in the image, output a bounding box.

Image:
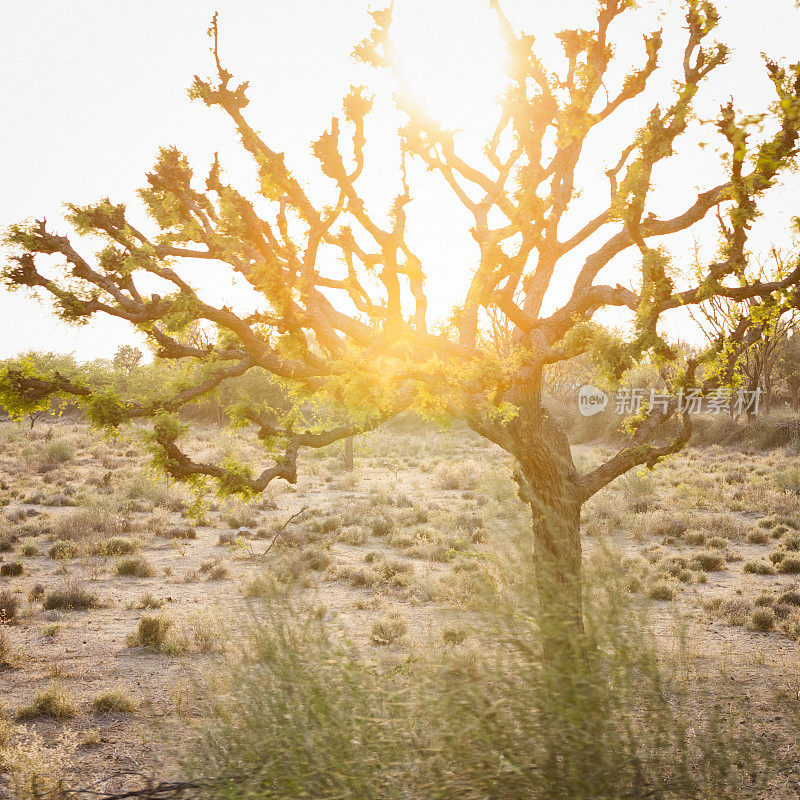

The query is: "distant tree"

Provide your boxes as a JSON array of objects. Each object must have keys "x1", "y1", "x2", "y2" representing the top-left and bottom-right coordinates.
[
  {"x1": 691, "y1": 249, "x2": 799, "y2": 417},
  {"x1": 112, "y1": 345, "x2": 143, "y2": 375},
  {"x1": 778, "y1": 329, "x2": 800, "y2": 411},
  {"x1": 5, "y1": 2, "x2": 800, "y2": 647}
]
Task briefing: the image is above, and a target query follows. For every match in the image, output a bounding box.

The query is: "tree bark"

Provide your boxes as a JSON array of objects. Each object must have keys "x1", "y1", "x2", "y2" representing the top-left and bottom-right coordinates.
[
  {"x1": 343, "y1": 436, "x2": 354, "y2": 471},
  {"x1": 474, "y1": 395, "x2": 585, "y2": 653},
  {"x1": 530, "y1": 493, "x2": 583, "y2": 637}
]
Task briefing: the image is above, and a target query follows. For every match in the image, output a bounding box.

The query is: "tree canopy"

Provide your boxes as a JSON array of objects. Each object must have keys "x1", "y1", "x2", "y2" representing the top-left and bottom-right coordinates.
[{"x1": 4, "y1": 0, "x2": 800, "y2": 626}]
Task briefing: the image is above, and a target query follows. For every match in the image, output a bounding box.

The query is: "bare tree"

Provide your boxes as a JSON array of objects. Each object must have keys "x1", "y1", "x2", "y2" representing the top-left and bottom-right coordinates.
[{"x1": 4, "y1": 2, "x2": 800, "y2": 645}]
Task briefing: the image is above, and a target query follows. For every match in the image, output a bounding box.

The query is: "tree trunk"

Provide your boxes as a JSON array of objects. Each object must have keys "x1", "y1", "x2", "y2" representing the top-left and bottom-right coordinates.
[
  {"x1": 471, "y1": 386, "x2": 584, "y2": 656},
  {"x1": 530, "y1": 495, "x2": 583, "y2": 635},
  {"x1": 510, "y1": 409, "x2": 585, "y2": 654},
  {"x1": 343, "y1": 436, "x2": 354, "y2": 471}
]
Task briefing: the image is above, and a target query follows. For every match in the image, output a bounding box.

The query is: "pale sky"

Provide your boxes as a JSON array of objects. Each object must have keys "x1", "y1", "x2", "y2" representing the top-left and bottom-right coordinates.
[{"x1": 2, "y1": 0, "x2": 800, "y2": 361}]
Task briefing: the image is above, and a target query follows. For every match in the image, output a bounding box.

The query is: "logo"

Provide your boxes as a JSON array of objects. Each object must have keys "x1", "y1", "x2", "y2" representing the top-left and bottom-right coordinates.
[{"x1": 577, "y1": 384, "x2": 609, "y2": 417}]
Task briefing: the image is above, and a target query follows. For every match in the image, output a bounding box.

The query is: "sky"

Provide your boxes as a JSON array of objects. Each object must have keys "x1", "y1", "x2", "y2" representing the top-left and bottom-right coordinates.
[{"x1": 2, "y1": 0, "x2": 800, "y2": 361}]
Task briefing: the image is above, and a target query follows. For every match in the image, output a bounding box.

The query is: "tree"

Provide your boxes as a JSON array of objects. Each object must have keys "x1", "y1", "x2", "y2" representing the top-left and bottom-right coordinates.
[
  {"x1": 779, "y1": 330, "x2": 800, "y2": 411},
  {"x1": 113, "y1": 344, "x2": 143, "y2": 375},
  {"x1": 4, "y1": 1, "x2": 800, "y2": 647},
  {"x1": 690, "y1": 248, "x2": 799, "y2": 416}
]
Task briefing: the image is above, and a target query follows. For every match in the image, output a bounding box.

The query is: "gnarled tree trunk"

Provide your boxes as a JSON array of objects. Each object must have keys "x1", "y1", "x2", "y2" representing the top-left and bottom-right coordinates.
[{"x1": 473, "y1": 393, "x2": 585, "y2": 649}]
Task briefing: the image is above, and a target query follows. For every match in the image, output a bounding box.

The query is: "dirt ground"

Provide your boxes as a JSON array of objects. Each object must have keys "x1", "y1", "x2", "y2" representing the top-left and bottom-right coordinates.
[{"x1": 0, "y1": 418, "x2": 799, "y2": 797}]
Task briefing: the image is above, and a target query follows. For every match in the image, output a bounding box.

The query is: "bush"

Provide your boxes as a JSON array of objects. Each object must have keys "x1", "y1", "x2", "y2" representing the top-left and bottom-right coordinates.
[
  {"x1": 0, "y1": 591, "x2": 19, "y2": 623},
  {"x1": 20, "y1": 541, "x2": 38, "y2": 557},
  {"x1": 370, "y1": 515, "x2": 396, "y2": 537},
  {"x1": 0, "y1": 562, "x2": 23, "y2": 577},
  {"x1": 93, "y1": 688, "x2": 138, "y2": 713},
  {"x1": 43, "y1": 584, "x2": 99, "y2": 611},
  {"x1": 743, "y1": 560, "x2": 776, "y2": 575},
  {"x1": 17, "y1": 682, "x2": 76, "y2": 720},
  {"x1": 43, "y1": 439, "x2": 74, "y2": 465},
  {"x1": 433, "y1": 460, "x2": 481, "y2": 490},
  {"x1": 128, "y1": 613, "x2": 172, "y2": 650},
  {"x1": 186, "y1": 567, "x2": 772, "y2": 800},
  {"x1": 370, "y1": 612, "x2": 408, "y2": 645},
  {"x1": 116, "y1": 556, "x2": 155, "y2": 578},
  {"x1": 48, "y1": 539, "x2": 78, "y2": 560},
  {"x1": 691, "y1": 550, "x2": 726, "y2": 571},
  {"x1": 746, "y1": 529, "x2": 771, "y2": 545},
  {"x1": 163, "y1": 526, "x2": 197, "y2": 540},
  {"x1": 777, "y1": 467, "x2": 800, "y2": 495},
  {"x1": 778, "y1": 555, "x2": 800, "y2": 574},
  {"x1": 95, "y1": 536, "x2": 139, "y2": 556},
  {"x1": 647, "y1": 580, "x2": 676, "y2": 601},
  {"x1": 750, "y1": 607, "x2": 775, "y2": 632}
]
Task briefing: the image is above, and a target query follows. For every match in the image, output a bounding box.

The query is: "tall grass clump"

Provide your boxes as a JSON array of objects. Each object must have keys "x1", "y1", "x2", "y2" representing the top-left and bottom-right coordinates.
[{"x1": 184, "y1": 546, "x2": 782, "y2": 799}]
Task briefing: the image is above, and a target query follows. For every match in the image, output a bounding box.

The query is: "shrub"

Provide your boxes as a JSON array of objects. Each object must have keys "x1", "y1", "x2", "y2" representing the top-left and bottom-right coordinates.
[
  {"x1": 743, "y1": 560, "x2": 776, "y2": 575},
  {"x1": 647, "y1": 580, "x2": 676, "y2": 601},
  {"x1": 777, "y1": 467, "x2": 800, "y2": 494},
  {"x1": 20, "y1": 541, "x2": 38, "y2": 557},
  {"x1": 778, "y1": 555, "x2": 800, "y2": 574},
  {"x1": 17, "y1": 682, "x2": 76, "y2": 720},
  {"x1": 207, "y1": 563, "x2": 229, "y2": 581},
  {"x1": 746, "y1": 529, "x2": 770, "y2": 545},
  {"x1": 93, "y1": 688, "x2": 138, "y2": 713},
  {"x1": 0, "y1": 591, "x2": 19, "y2": 623},
  {"x1": 44, "y1": 439, "x2": 74, "y2": 465},
  {"x1": 0, "y1": 628, "x2": 13, "y2": 666},
  {"x1": 643, "y1": 511, "x2": 689, "y2": 540},
  {"x1": 48, "y1": 539, "x2": 78, "y2": 560},
  {"x1": 116, "y1": 556, "x2": 155, "y2": 578},
  {"x1": 243, "y1": 572, "x2": 283, "y2": 600},
  {"x1": 187, "y1": 571, "x2": 770, "y2": 799},
  {"x1": 54, "y1": 503, "x2": 127, "y2": 540},
  {"x1": 0, "y1": 562, "x2": 23, "y2": 577},
  {"x1": 370, "y1": 612, "x2": 408, "y2": 645},
  {"x1": 338, "y1": 525, "x2": 368, "y2": 546},
  {"x1": 370, "y1": 515, "x2": 396, "y2": 537},
  {"x1": 782, "y1": 533, "x2": 800, "y2": 551},
  {"x1": 136, "y1": 592, "x2": 164, "y2": 609},
  {"x1": 750, "y1": 607, "x2": 775, "y2": 632},
  {"x1": 299, "y1": 547, "x2": 331, "y2": 571},
  {"x1": 95, "y1": 536, "x2": 140, "y2": 556},
  {"x1": 163, "y1": 526, "x2": 197, "y2": 540},
  {"x1": 691, "y1": 550, "x2": 726, "y2": 572},
  {"x1": 707, "y1": 536, "x2": 728, "y2": 549},
  {"x1": 433, "y1": 460, "x2": 481, "y2": 490},
  {"x1": 684, "y1": 530, "x2": 706, "y2": 546},
  {"x1": 43, "y1": 584, "x2": 99, "y2": 611},
  {"x1": 778, "y1": 590, "x2": 800, "y2": 606},
  {"x1": 128, "y1": 613, "x2": 172, "y2": 650}
]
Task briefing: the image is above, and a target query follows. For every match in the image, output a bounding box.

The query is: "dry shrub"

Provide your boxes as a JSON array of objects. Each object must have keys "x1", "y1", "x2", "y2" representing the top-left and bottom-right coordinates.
[
  {"x1": 128, "y1": 613, "x2": 172, "y2": 650},
  {"x1": 186, "y1": 550, "x2": 783, "y2": 800},
  {"x1": 0, "y1": 727, "x2": 77, "y2": 800},
  {"x1": 433, "y1": 460, "x2": 482, "y2": 491},
  {"x1": 94, "y1": 536, "x2": 140, "y2": 556},
  {"x1": 17, "y1": 682, "x2": 77, "y2": 720},
  {"x1": 53, "y1": 502, "x2": 127, "y2": 541},
  {"x1": 93, "y1": 687, "x2": 138, "y2": 713},
  {"x1": 0, "y1": 591, "x2": 19, "y2": 623},
  {"x1": 43, "y1": 584, "x2": 99, "y2": 611},
  {"x1": 370, "y1": 612, "x2": 407, "y2": 645},
  {"x1": 116, "y1": 556, "x2": 155, "y2": 578}
]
